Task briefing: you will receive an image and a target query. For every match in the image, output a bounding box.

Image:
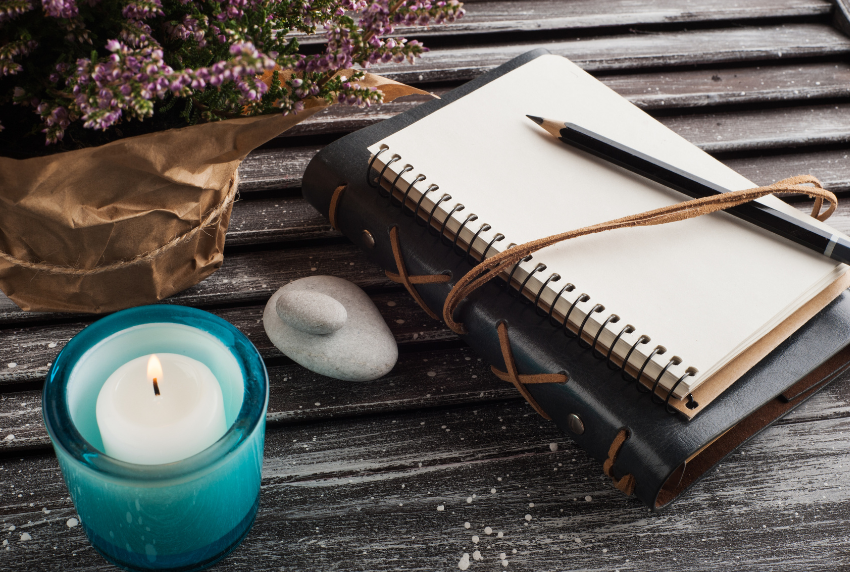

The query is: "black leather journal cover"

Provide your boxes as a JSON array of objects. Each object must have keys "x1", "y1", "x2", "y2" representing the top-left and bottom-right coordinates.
[{"x1": 301, "y1": 49, "x2": 850, "y2": 509}]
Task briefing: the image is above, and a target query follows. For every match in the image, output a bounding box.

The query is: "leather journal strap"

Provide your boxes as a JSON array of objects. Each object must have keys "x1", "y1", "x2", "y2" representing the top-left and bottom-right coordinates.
[
  {"x1": 491, "y1": 322, "x2": 567, "y2": 420},
  {"x1": 442, "y1": 175, "x2": 836, "y2": 334}
]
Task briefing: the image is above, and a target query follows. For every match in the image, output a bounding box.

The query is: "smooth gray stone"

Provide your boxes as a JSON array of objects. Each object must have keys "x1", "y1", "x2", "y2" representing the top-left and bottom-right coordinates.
[
  {"x1": 263, "y1": 276, "x2": 398, "y2": 381},
  {"x1": 276, "y1": 290, "x2": 347, "y2": 335}
]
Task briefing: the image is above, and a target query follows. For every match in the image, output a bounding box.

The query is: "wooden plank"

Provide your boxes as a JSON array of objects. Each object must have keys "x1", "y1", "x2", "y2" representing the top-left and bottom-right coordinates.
[
  {"x1": 728, "y1": 148, "x2": 850, "y2": 194},
  {"x1": 242, "y1": 105, "x2": 850, "y2": 194},
  {"x1": 227, "y1": 195, "x2": 335, "y2": 247},
  {"x1": 369, "y1": 24, "x2": 850, "y2": 84},
  {"x1": 603, "y1": 62, "x2": 850, "y2": 110},
  {"x1": 0, "y1": 346, "x2": 513, "y2": 453},
  {"x1": 661, "y1": 103, "x2": 850, "y2": 154},
  {"x1": 291, "y1": 0, "x2": 833, "y2": 43},
  {"x1": 237, "y1": 146, "x2": 319, "y2": 192},
  {"x1": 0, "y1": 290, "x2": 456, "y2": 386},
  {"x1": 1, "y1": 376, "x2": 848, "y2": 571},
  {"x1": 277, "y1": 63, "x2": 850, "y2": 141},
  {"x1": 227, "y1": 172, "x2": 850, "y2": 251},
  {"x1": 0, "y1": 242, "x2": 393, "y2": 325}
]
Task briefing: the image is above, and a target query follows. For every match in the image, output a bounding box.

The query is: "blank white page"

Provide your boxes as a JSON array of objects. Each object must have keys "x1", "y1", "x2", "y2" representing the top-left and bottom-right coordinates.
[{"x1": 369, "y1": 54, "x2": 846, "y2": 397}]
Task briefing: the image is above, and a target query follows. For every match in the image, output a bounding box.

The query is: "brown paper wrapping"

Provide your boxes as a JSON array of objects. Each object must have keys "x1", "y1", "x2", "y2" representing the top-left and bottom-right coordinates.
[{"x1": 0, "y1": 73, "x2": 428, "y2": 313}]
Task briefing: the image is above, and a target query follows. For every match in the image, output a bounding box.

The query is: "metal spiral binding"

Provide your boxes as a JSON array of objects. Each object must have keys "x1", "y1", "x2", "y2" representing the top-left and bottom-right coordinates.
[
  {"x1": 506, "y1": 254, "x2": 534, "y2": 294},
  {"x1": 367, "y1": 147, "x2": 694, "y2": 415},
  {"x1": 464, "y1": 223, "x2": 489, "y2": 262},
  {"x1": 400, "y1": 174, "x2": 426, "y2": 210},
  {"x1": 515, "y1": 262, "x2": 546, "y2": 298},
  {"x1": 533, "y1": 273, "x2": 561, "y2": 315},
  {"x1": 591, "y1": 313, "x2": 620, "y2": 358},
  {"x1": 440, "y1": 204, "x2": 466, "y2": 245},
  {"x1": 389, "y1": 165, "x2": 414, "y2": 204},
  {"x1": 634, "y1": 346, "x2": 665, "y2": 392},
  {"x1": 563, "y1": 293, "x2": 590, "y2": 338},
  {"x1": 577, "y1": 304, "x2": 605, "y2": 348}
]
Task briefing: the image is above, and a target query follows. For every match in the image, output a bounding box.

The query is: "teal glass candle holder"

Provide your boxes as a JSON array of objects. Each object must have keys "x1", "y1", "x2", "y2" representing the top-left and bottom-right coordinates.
[{"x1": 43, "y1": 305, "x2": 269, "y2": 572}]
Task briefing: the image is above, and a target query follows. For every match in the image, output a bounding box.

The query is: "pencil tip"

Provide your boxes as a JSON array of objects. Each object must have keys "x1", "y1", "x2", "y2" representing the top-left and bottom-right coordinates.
[{"x1": 526, "y1": 115, "x2": 544, "y2": 125}]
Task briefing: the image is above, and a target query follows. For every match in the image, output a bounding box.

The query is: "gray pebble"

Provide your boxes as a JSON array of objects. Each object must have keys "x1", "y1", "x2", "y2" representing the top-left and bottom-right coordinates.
[
  {"x1": 263, "y1": 276, "x2": 398, "y2": 381},
  {"x1": 276, "y1": 290, "x2": 347, "y2": 335}
]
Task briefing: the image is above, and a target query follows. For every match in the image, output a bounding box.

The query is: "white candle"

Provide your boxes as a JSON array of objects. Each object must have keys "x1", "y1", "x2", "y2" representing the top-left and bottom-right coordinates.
[{"x1": 96, "y1": 353, "x2": 228, "y2": 465}]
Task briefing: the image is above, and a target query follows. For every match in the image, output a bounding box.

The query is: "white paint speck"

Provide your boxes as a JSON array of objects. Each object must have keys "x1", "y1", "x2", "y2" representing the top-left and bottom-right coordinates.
[
  {"x1": 585, "y1": 495, "x2": 592, "y2": 502},
  {"x1": 437, "y1": 505, "x2": 445, "y2": 511},
  {"x1": 466, "y1": 497, "x2": 473, "y2": 504},
  {"x1": 48, "y1": 343, "x2": 57, "y2": 348},
  {"x1": 549, "y1": 443, "x2": 558, "y2": 452},
  {"x1": 458, "y1": 553, "x2": 470, "y2": 570},
  {"x1": 314, "y1": 402, "x2": 320, "y2": 406},
  {"x1": 484, "y1": 526, "x2": 492, "y2": 535},
  {"x1": 472, "y1": 550, "x2": 482, "y2": 561},
  {"x1": 497, "y1": 477, "x2": 502, "y2": 482},
  {"x1": 7, "y1": 363, "x2": 16, "y2": 368},
  {"x1": 66, "y1": 518, "x2": 78, "y2": 528},
  {"x1": 8, "y1": 526, "x2": 15, "y2": 531},
  {"x1": 499, "y1": 552, "x2": 506, "y2": 559},
  {"x1": 472, "y1": 535, "x2": 479, "y2": 544},
  {"x1": 20, "y1": 533, "x2": 31, "y2": 541},
  {"x1": 464, "y1": 522, "x2": 470, "y2": 529},
  {"x1": 501, "y1": 559, "x2": 509, "y2": 567},
  {"x1": 427, "y1": 371, "x2": 436, "y2": 377},
  {"x1": 42, "y1": 508, "x2": 50, "y2": 514},
  {"x1": 512, "y1": 549, "x2": 517, "y2": 554},
  {"x1": 4, "y1": 435, "x2": 14, "y2": 441},
  {"x1": 497, "y1": 531, "x2": 504, "y2": 538},
  {"x1": 491, "y1": 488, "x2": 496, "y2": 494},
  {"x1": 528, "y1": 502, "x2": 534, "y2": 508},
  {"x1": 603, "y1": 548, "x2": 608, "y2": 553},
  {"x1": 524, "y1": 514, "x2": 532, "y2": 521}
]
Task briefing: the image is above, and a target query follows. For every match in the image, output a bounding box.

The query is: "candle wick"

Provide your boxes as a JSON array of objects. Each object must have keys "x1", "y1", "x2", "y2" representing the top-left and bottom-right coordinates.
[{"x1": 153, "y1": 378, "x2": 161, "y2": 396}]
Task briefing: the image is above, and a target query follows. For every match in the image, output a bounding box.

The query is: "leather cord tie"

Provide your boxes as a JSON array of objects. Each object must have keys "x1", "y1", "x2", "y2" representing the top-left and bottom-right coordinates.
[
  {"x1": 603, "y1": 429, "x2": 637, "y2": 496},
  {"x1": 328, "y1": 185, "x2": 347, "y2": 230},
  {"x1": 491, "y1": 322, "x2": 568, "y2": 420},
  {"x1": 442, "y1": 175, "x2": 837, "y2": 334},
  {"x1": 385, "y1": 226, "x2": 451, "y2": 320}
]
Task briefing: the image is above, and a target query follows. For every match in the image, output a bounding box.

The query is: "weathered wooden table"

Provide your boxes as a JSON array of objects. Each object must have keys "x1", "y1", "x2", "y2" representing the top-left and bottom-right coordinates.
[{"x1": 3, "y1": 1, "x2": 850, "y2": 570}]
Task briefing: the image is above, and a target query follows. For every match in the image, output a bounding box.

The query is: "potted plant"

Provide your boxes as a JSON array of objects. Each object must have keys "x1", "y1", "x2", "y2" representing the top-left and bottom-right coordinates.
[{"x1": 0, "y1": 0, "x2": 463, "y2": 313}]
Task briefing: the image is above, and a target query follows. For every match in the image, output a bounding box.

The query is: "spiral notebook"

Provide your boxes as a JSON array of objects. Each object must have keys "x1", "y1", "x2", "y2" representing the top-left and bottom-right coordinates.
[{"x1": 368, "y1": 54, "x2": 850, "y2": 414}]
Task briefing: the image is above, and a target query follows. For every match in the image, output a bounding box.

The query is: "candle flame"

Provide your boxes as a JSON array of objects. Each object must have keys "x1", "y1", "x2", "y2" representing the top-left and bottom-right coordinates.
[{"x1": 147, "y1": 355, "x2": 163, "y2": 396}]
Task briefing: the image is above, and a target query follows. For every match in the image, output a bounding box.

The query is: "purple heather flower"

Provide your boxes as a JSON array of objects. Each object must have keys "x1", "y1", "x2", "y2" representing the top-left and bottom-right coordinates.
[{"x1": 41, "y1": 0, "x2": 77, "y2": 18}]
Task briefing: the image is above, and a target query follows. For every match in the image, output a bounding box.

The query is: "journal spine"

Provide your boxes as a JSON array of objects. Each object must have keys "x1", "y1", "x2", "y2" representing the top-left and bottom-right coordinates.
[{"x1": 367, "y1": 145, "x2": 697, "y2": 414}]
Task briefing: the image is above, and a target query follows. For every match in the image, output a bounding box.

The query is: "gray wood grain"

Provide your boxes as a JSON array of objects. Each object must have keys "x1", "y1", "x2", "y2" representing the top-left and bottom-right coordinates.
[
  {"x1": 370, "y1": 24, "x2": 850, "y2": 84},
  {"x1": 277, "y1": 63, "x2": 850, "y2": 142},
  {"x1": 726, "y1": 148, "x2": 850, "y2": 194},
  {"x1": 0, "y1": 346, "x2": 513, "y2": 453},
  {"x1": 603, "y1": 62, "x2": 850, "y2": 110},
  {"x1": 239, "y1": 104, "x2": 850, "y2": 194},
  {"x1": 0, "y1": 290, "x2": 457, "y2": 386},
  {"x1": 291, "y1": 0, "x2": 833, "y2": 43},
  {"x1": 1, "y1": 372, "x2": 848, "y2": 571},
  {"x1": 662, "y1": 103, "x2": 850, "y2": 153},
  {"x1": 228, "y1": 147, "x2": 850, "y2": 248}
]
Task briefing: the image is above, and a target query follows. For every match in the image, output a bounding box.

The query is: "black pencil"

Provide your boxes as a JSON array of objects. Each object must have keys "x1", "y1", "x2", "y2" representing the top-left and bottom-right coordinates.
[{"x1": 526, "y1": 115, "x2": 850, "y2": 266}]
